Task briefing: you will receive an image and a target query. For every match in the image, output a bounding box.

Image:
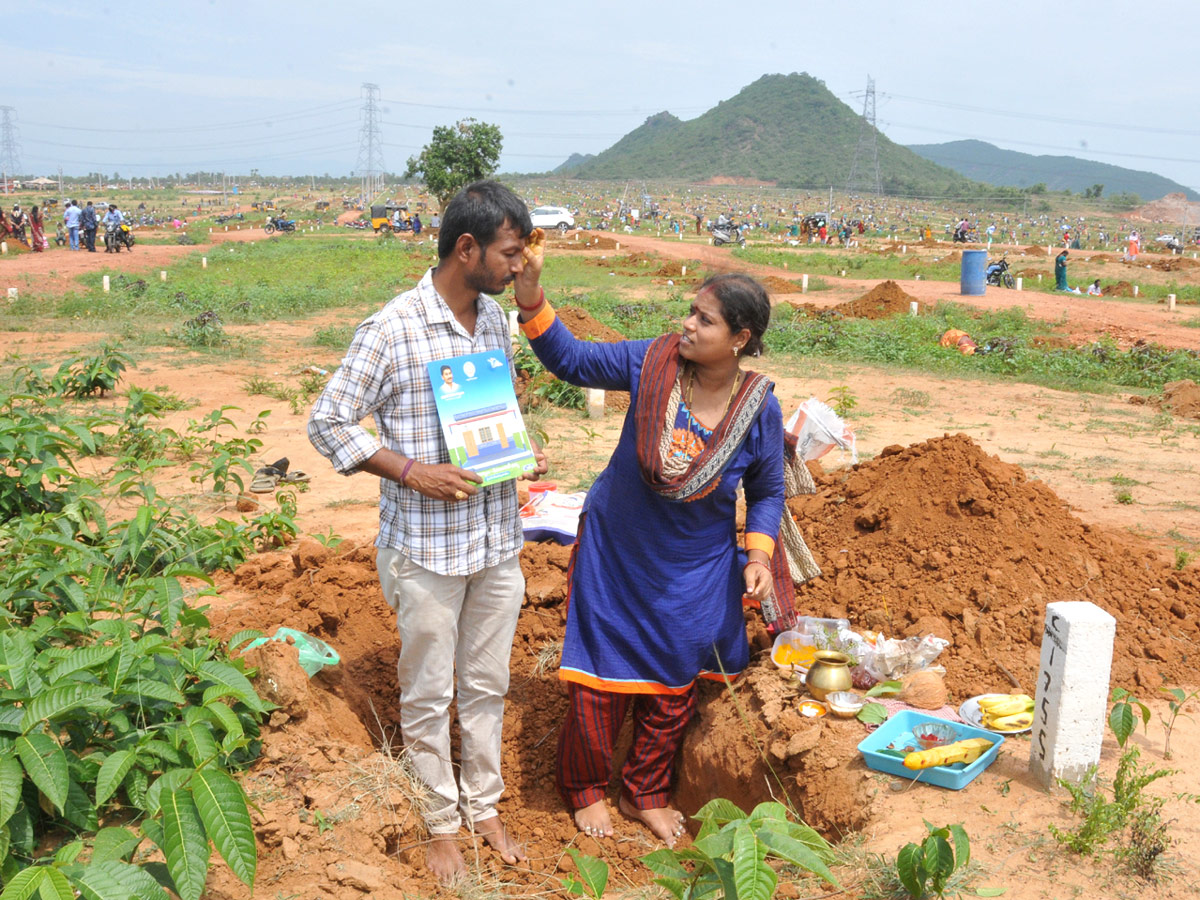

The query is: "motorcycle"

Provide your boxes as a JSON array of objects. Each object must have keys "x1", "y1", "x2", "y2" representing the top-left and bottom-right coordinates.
[
  {"x1": 118, "y1": 221, "x2": 135, "y2": 251},
  {"x1": 104, "y1": 221, "x2": 127, "y2": 253},
  {"x1": 985, "y1": 256, "x2": 1015, "y2": 289},
  {"x1": 953, "y1": 228, "x2": 978, "y2": 243},
  {"x1": 710, "y1": 223, "x2": 746, "y2": 248},
  {"x1": 264, "y1": 216, "x2": 296, "y2": 235}
]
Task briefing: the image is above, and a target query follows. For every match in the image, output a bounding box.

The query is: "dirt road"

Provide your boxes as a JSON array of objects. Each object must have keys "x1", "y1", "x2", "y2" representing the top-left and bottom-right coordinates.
[{"x1": 610, "y1": 232, "x2": 1200, "y2": 350}]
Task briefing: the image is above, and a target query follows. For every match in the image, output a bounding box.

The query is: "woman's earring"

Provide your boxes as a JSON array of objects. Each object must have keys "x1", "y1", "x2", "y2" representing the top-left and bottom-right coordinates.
[{"x1": 732, "y1": 346, "x2": 740, "y2": 357}]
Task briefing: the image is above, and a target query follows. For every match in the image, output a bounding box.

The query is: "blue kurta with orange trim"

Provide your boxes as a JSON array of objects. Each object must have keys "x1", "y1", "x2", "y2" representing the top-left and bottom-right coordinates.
[{"x1": 525, "y1": 309, "x2": 784, "y2": 694}]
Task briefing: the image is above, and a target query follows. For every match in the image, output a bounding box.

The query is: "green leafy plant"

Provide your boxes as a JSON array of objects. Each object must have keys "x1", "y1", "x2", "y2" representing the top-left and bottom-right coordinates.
[
  {"x1": 562, "y1": 848, "x2": 609, "y2": 900},
  {"x1": 640, "y1": 799, "x2": 839, "y2": 900},
  {"x1": 895, "y1": 822, "x2": 970, "y2": 899},
  {"x1": 828, "y1": 384, "x2": 858, "y2": 417},
  {"x1": 12, "y1": 344, "x2": 134, "y2": 399},
  {"x1": 1109, "y1": 687, "x2": 1150, "y2": 748},
  {"x1": 1159, "y1": 686, "x2": 1198, "y2": 760},
  {"x1": 174, "y1": 310, "x2": 228, "y2": 349},
  {"x1": 312, "y1": 527, "x2": 344, "y2": 549},
  {"x1": 1173, "y1": 547, "x2": 1194, "y2": 570}
]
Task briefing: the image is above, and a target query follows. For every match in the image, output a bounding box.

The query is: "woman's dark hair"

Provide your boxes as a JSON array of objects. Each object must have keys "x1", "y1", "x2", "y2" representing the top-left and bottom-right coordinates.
[
  {"x1": 698, "y1": 273, "x2": 771, "y2": 357},
  {"x1": 437, "y1": 180, "x2": 533, "y2": 260}
]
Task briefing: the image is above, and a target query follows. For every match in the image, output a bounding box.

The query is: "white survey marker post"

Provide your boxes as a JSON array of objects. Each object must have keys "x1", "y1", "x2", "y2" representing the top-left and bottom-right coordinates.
[{"x1": 1029, "y1": 601, "x2": 1116, "y2": 788}]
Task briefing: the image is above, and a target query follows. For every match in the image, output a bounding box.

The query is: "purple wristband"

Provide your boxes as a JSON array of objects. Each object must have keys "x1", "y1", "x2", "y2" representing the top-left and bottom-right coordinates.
[{"x1": 400, "y1": 458, "x2": 416, "y2": 487}]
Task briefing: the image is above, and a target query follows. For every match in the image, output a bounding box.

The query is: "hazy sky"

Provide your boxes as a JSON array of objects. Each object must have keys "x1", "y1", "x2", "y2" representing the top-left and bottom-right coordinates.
[{"x1": 6, "y1": 1, "x2": 1199, "y2": 193}]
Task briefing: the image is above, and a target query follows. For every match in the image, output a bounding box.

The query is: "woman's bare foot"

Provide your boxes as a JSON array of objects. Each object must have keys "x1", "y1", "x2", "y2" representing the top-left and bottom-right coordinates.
[
  {"x1": 572, "y1": 799, "x2": 614, "y2": 838},
  {"x1": 426, "y1": 834, "x2": 467, "y2": 884},
  {"x1": 618, "y1": 796, "x2": 687, "y2": 847},
  {"x1": 474, "y1": 815, "x2": 527, "y2": 865}
]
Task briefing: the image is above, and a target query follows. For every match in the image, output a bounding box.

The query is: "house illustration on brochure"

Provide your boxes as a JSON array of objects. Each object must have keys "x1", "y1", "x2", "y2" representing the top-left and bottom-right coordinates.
[{"x1": 427, "y1": 350, "x2": 537, "y2": 485}]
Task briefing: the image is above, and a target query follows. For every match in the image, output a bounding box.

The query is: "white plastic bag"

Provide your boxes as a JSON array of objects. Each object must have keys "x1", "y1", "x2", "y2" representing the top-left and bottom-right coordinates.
[
  {"x1": 785, "y1": 398, "x2": 857, "y2": 464},
  {"x1": 519, "y1": 487, "x2": 586, "y2": 545}
]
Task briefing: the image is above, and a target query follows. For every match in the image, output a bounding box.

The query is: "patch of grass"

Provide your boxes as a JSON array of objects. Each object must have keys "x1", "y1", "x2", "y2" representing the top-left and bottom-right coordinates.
[
  {"x1": 762, "y1": 301, "x2": 1200, "y2": 393},
  {"x1": 1108, "y1": 474, "x2": 1143, "y2": 487},
  {"x1": 51, "y1": 239, "x2": 432, "y2": 329},
  {"x1": 1115, "y1": 490, "x2": 1135, "y2": 504},
  {"x1": 312, "y1": 324, "x2": 356, "y2": 349}
]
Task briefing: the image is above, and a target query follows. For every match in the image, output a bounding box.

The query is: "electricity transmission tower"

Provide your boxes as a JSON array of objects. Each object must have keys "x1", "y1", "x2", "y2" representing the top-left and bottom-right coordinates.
[
  {"x1": 354, "y1": 84, "x2": 385, "y2": 202},
  {"x1": 845, "y1": 77, "x2": 882, "y2": 196},
  {"x1": 0, "y1": 106, "x2": 21, "y2": 196}
]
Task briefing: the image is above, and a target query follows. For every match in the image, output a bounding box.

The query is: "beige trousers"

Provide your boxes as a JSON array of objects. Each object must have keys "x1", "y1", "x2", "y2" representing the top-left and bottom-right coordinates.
[{"x1": 375, "y1": 548, "x2": 524, "y2": 834}]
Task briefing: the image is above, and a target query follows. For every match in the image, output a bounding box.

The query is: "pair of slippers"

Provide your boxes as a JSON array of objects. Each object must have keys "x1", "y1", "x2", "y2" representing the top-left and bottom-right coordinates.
[{"x1": 250, "y1": 457, "x2": 310, "y2": 493}]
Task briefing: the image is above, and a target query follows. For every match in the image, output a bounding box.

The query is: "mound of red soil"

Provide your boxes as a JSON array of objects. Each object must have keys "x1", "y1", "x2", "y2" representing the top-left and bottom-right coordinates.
[
  {"x1": 555, "y1": 305, "x2": 630, "y2": 413},
  {"x1": 679, "y1": 434, "x2": 1200, "y2": 836},
  {"x1": 758, "y1": 275, "x2": 805, "y2": 294},
  {"x1": 1159, "y1": 379, "x2": 1200, "y2": 420},
  {"x1": 786, "y1": 434, "x2": 1198, "y2": 695},
  {"x1": 1102, "y1": 281, "x2": 1135, "y2": 297},
  {"x1": 832, "y1": 280, "x2": 926, "y2": 319}
]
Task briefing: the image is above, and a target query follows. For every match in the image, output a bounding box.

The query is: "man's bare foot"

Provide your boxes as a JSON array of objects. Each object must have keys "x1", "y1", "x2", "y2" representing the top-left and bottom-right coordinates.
[
  {"x1": 426, "y1": 834, "x2": 467, "y2": 884},
  {"x1": 572, "y1": 799, "x2": 613, "y2": 838},
  {"x1": 618, "y1": 796, "x2": 686, "y2": 847},
  {"x1": 474, "y1": 815, "x2": 527, "y2": 865}
]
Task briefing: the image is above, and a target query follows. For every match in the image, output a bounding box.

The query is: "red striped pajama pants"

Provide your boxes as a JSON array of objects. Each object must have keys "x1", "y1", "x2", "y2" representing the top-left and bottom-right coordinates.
[{"x1": 556, "y1": 681, "x2": 697, "y2": 811}]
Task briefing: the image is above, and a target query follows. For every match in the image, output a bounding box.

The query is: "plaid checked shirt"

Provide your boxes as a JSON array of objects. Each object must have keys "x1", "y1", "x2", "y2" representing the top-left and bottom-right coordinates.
[{"x1": 308, "y1": 268, "x2": 522, "y2": 576}]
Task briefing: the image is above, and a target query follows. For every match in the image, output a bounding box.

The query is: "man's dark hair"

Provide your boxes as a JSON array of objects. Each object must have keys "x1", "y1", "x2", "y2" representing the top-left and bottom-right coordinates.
[
  {"x1": 437, "y1": 180, "x2": 532, "y2": 261},
  {"x1": 698, "y1": 273, "x2": 772, "y2": 357},
  {"x1": 441, "y1": 365, "x2": 452, "y2": 376}
]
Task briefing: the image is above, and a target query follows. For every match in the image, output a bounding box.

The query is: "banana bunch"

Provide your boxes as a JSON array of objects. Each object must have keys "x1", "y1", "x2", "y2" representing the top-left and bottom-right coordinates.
[{"x1": 979, "y1": 693, "x2": 1034, "y2": 731}]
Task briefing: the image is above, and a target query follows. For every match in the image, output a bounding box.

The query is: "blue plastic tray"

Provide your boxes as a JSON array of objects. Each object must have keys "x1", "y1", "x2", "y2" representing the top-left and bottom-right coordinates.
[{"x1": 857, "y1": 709, "x2": 1004, "y2": 790}]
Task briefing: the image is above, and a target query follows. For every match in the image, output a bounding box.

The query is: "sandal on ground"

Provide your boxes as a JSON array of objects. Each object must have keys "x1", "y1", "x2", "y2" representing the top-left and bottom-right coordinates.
[
  {"x1": 249, "y1": 471, "x2": 280, "y2": 493},
  {"x1": 279, "y1": 471, "x2": 310, "y2": 484}
]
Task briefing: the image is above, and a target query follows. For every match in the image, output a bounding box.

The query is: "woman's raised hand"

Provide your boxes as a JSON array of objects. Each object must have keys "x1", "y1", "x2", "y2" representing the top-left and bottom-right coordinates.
[{"x1": 514, "y1": 227, "x2": 545, "y2": 307}]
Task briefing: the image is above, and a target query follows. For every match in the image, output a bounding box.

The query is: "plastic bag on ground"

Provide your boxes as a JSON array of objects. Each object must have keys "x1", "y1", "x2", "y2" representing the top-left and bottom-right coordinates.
[{"x1": 520, "y1": 485, "x2": 586, "y2": 544}]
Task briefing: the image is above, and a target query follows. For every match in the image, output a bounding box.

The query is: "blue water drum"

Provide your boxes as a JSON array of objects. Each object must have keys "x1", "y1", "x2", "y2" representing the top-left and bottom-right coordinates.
[{"x1": 960, "y1": 249, "x2": 987, "y2": 295}]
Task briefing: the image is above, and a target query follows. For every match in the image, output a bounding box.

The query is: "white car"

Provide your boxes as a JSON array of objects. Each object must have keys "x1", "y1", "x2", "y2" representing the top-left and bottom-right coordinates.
[{"x1": 529, "y1": 205, "x2": 575, "y2": 232}]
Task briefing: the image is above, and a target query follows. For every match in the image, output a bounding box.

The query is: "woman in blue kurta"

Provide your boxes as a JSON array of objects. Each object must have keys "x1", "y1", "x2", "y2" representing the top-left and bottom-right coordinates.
[{"x1": 515, "y1": 261, "x2": 787, "y2": 846}]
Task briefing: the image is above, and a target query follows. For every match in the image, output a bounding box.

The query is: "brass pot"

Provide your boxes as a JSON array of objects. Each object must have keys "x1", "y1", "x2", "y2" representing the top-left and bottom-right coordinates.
[{"x1": 805, "y1": 650, "x2": 853, "y2": 701}]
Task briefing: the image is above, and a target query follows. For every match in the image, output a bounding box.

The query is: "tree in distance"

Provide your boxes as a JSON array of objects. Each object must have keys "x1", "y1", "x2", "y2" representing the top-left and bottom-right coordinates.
[{"x1": 405, "y1": 118, "x2": 503, "y2": 209}]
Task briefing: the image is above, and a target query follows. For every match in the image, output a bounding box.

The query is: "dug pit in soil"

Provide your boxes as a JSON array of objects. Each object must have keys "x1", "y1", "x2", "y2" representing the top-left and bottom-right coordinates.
[{"x1": 202, "y1": 433, "x2": 1198, "y2": 896}]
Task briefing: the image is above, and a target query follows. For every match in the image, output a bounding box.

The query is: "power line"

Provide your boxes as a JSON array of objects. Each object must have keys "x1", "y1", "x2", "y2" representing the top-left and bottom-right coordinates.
[
  {"x1": 22, "y1": 142, "x2": 359, "y2": 170},
  {"x1": 875, "y1": 92, "x2": 1200, "y2": 138},
  {"x1": 22, "y1": 121, "x2": 358, "y2": 154},
  {"x1": 19, "y1": 99, "x2": 360, "y2": 135},
  {"x1": 877, "y1": 119, "x2": 1200, "y2": 165},
  {"x1": 379, "y1": 95, "x2": 708, "y2": 118}
]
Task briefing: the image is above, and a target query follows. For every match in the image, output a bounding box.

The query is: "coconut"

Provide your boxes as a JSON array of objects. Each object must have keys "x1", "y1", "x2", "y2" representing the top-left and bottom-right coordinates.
[{"x1": 900, "y1": 669, "x2": 948, "y2": 710}]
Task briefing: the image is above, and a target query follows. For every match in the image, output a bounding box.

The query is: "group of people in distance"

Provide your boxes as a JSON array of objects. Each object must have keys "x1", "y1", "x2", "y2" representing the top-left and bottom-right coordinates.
[
  {"x1": 0, "y1": 199, "x2": 126, "y2": 253},
  {"x1": 308, "y1": 180, "x2": 811, "y2": 883}
]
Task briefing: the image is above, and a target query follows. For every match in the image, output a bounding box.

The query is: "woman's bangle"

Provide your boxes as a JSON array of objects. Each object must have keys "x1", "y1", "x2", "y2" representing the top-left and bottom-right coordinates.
[
  {"x1": 516, "y1": 287, "x2": 544, "y2": 312},
  {"x1": 744, "y1": 559, "x2": 771, "y2": 575},
  {"x1": 400, "y1": 458, "x2": 416, "y2": 487}
]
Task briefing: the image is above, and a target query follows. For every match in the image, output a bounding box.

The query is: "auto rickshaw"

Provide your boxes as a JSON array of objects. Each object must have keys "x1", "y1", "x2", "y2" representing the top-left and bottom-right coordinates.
[{"x1": 370, "y1": 204, "x2": 410, "y2": 232}]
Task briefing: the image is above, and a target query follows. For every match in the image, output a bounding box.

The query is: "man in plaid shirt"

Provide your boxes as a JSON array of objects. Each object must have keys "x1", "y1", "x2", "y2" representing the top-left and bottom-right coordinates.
[{"x1": 309, "y1": 181, "x2": 546, "y2": 881}]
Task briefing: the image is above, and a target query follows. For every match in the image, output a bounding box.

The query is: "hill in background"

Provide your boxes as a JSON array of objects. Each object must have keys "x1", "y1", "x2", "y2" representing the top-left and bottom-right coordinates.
[
  {"x1": 557, "y1": 73, "x2": 980, "y2": 196},
  {"x1": 907, "y1": 139, "x2": 1198, "y2": 201}
]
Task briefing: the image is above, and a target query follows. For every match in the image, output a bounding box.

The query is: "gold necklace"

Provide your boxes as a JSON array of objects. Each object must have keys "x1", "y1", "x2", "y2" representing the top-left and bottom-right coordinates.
[{"x1": 685, "y1": 363, "x2": 741, "y2": 425}]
